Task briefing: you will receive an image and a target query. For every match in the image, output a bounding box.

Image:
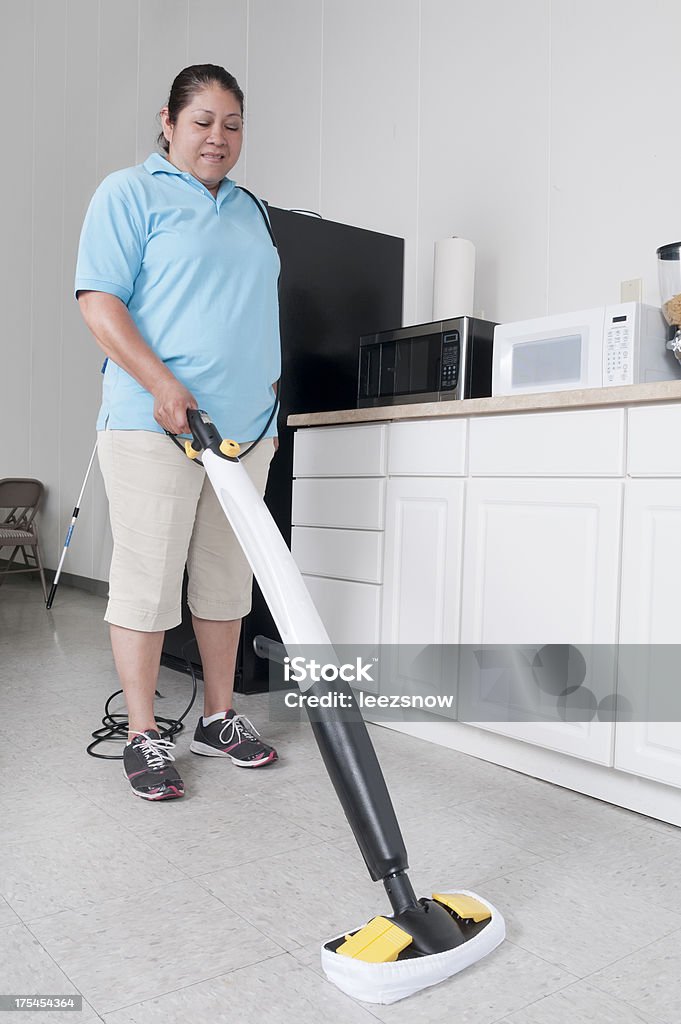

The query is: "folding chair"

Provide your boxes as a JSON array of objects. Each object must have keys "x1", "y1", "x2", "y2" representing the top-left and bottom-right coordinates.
[{"x1": 0, "y1": 478, "x2": 48, "y2": 601}]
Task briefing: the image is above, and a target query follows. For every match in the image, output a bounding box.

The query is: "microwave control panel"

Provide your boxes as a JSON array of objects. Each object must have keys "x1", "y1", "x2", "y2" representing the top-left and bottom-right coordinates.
[
  {"x1": 605, "y1": 313, "x2": 633, "y2": 384},
  {"x1": 441, "y1": 331, "x2": 460, "y2": 390}
]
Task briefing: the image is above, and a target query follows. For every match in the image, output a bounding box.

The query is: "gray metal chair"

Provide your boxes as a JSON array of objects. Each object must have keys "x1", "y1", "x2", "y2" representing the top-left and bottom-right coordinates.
[{"x1": 0, "y1": 478, "x2": 48, "y2": 601}]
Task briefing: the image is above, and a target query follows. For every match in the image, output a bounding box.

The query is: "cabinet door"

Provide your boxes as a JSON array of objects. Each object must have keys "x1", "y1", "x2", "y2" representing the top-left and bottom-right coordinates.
[
  {"x1": 459, "y1": 478, "x2": 623, "y2": 763},
  {"x1": 301, "y1": 575, "x2": 381, "y2": 645},
  {"x1": 382, "y1": 477, "x2": 464, "y2": 645},
  {"x1": 616, "y1": 480, "x2": 681, "y2": 788}
]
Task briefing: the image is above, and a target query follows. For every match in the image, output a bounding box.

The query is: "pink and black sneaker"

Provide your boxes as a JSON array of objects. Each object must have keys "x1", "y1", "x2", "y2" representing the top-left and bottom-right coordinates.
[
  {"x1": 190, "y1": 709, "x2": 278, "y2": 767},
  {"x1": 123, "y1": 730, "x2": 185, "y2": 800}
]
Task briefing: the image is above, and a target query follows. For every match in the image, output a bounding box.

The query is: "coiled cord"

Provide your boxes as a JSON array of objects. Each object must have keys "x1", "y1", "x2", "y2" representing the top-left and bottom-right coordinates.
[{"x1": 86, "y1": 639, "x2": 199, "y2": 759}]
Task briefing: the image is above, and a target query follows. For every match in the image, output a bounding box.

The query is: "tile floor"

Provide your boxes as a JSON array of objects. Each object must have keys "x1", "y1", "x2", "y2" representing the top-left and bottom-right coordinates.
[{"x1": 1, "y1": 576, "x2": 680, "y2": 1023}]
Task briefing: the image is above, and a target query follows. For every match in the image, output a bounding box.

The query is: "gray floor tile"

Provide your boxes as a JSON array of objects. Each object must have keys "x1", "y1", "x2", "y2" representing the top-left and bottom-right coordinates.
[
  {"x1": 0, "y1": 772, "x2": 122, "y2": 846},
  {"x1": 367, "y1": 940, "x2": 575, "y2": 1024},
  {"x1": 356, "y1": 804, "x2": 545, "y2": 894},
  {"x1": 529, "y1": 824, "x2": 681, "y2": 916},
  {"x1": 102, "y1": 951, "x2": 377, "y2": 1024},
  {"x1": 122, "y1": 790, "x2": 325, "y2": 877},
  {"x1": 29, "y1": 878, "x2": 282, "y2": 1014},
  {"x1": 498, "y1": 978, "x2": 666, "y2": 1023},
  {"x1": 3, "y1": 580, "x2": 680, "y2": 1022},
  {"x1": 196, "y1": 841, "x2": 383, "y2": 951},
  {"x1": 588, "y1": 930, "x2": 681, "y2": 1024},
  {"x1": 0, "y1": 819, "x2": 187, "y2": 921},
  {"x1": 451, "y1": 782, "x2": 640, "y2": 859},
  {"x1": 0, "y1": 921, "x2": 97, "y2": 1023},
  {"x1": 0, "y1": 896, "x2": 20, "y2": 930},
  {"x1": 479, "y1": 860, "x2": 681, "y2": 977}
]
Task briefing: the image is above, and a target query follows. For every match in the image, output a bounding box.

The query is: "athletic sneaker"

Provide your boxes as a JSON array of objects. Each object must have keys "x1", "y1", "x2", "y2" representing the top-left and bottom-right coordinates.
[
  {"x1": 123, "y1": 730, "x2": 185, "y2": 800},
  {"x1": 190, "y1": 709, "x2": 278, "y2": 767}
]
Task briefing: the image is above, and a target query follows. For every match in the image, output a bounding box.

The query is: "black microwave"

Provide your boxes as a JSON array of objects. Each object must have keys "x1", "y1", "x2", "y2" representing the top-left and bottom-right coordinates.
[{"x1": 357, "y1": 316, "x2": 496, "y2": 407}]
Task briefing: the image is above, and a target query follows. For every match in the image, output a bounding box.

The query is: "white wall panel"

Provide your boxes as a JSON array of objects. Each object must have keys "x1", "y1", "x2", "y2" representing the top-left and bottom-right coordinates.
[
  {"x1": 548, "y1": 0, "x2": 681, "y2": 315},
  {"x1": 98, "y1": 0, "x2": 139, "y2": 179},
  {"x1": 245, "y1": 0, "x2": 322, "y2": 210},
  {"x1": 0, "y1": 1, "x2": 34, "y2": 478},
  {"x1": 30, "y1": 0, "x2": 68, "y2": 564},
  {"x1": 418, "y1": 0, "x2": 550, "y2": 326},
  {"x1": 321, "y1": 0, "x2": 419, "y2": 323},
  {"x1": 187, "y1": 0, "x2": 249, "y2": 182},
  {"x1": 137, "y1": 0, "x2": 189, "y2": 163},
  {"x1": 60, "y1": 0, "x2": 102, "y2": 578}
]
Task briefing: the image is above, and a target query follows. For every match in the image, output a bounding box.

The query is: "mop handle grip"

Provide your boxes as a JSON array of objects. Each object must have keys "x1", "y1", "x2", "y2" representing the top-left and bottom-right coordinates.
[{"x1": 186, "y1": 409, "x2": 239, "y2": 461}]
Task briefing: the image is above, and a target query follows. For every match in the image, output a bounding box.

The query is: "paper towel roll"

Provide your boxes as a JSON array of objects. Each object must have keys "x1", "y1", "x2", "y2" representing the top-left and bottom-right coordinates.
[{"x1": 432, "y1": 237, "x2": 475, "y2": 320}]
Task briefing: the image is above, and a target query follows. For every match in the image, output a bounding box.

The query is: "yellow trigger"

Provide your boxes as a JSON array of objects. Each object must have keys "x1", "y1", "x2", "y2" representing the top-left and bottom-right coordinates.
[{"x1": 220, "y1": 439, "x2": 241, "y2": 458}]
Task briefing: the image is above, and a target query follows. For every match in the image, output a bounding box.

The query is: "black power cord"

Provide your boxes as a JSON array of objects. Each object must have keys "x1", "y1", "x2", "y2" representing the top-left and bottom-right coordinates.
[{"x1": 87, "y1": 639, "x2": 199, "y2": 759}]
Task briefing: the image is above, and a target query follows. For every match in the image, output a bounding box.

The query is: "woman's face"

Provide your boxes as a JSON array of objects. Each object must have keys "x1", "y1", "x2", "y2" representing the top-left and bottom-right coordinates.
[{"x1": 161, "y1": 84, "x2": 243, "y2": 193}]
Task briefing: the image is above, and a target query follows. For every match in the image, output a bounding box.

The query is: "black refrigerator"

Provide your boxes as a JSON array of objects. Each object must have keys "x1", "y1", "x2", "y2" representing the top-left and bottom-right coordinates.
[{"x1": 161, "y1": 207, "x2": 404, "y2": 692}]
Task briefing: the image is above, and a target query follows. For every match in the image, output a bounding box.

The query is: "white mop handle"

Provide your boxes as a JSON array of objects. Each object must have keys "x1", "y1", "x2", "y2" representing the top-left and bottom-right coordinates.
[{"x1": 202, "y1": 448, "x2": 336, "y2": 686}]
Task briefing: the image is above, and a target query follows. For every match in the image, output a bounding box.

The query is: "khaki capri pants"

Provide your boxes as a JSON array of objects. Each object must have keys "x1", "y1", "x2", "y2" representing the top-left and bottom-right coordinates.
[{"x1": 97, "y1": 429, "x2": 275, "y2": 632}]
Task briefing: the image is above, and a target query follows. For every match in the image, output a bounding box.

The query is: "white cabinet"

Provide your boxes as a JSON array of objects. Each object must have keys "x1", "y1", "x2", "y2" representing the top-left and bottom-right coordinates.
[
  {"x1": 381, "y1": 477, "x2": 464, "y2": 645},
  {"x1": 291, "y1": 526, "x2": 383, "y2": 583},
  {"x1": 459, "y1": 478, "x2": 623, "y2": 764},
  {"x1": 388, "y1": 419, "x2": 467, "y2": 476},
  {"x1": 292, "y1": 477, "x2": 385, "y2": 529},
  {"x1": 302, "y1": 575, "x2": 382, "y2": 645},
  {"x1": 293, "y1": 423, "x2": 386, "y2": 477},
  {"x1": 469, "y1": 409, "x2": 625, "y2": 477},
  {"x1": 616, "y1": 480, "x2": 681, "y2": 788},
  {"x1": 628, "y1": 405, "x2": 681, "y2": 476},
  {"x1": 291, "y1": 423, "x2": 386, "y2": 647}
]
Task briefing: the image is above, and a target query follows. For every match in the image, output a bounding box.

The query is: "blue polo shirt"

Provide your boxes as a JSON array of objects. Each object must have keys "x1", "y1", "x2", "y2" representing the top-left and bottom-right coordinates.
[{"x1": 75, "y1": 153, "x2": 281, "y2": 442}]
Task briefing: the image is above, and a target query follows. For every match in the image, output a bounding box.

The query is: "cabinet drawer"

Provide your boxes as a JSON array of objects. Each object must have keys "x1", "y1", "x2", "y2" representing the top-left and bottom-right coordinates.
[
  {"x1": 388, "y1": 419, "x2": 467, "y2": 475},
  {"x1": 469, "y1": 409, "x2": 625, "y2": 476},
  {"x1": 292, "y1": 526, "x2": 383, "y2": 583},
  {"x1": 302, "y1": 575, "x2": 381, "y2": 644},
  {"x1": 292, "y1": 478, "x2": 385, "y2": 529},
  {"x1": 293, "y1": 424, "x2": 387, "y2": 477},
  {"x1": 628, "y1": 405, "x2": 681, "y2": 475}
]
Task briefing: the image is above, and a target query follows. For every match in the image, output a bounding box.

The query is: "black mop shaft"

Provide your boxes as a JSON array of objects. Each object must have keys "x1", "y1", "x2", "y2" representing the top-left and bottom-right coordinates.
[
  {"x1": 305, "y1": 677, "x2": 413, "y2": 884},
  {"x1": 46, "y1": 441, "x2": 98, "y2": 609}
]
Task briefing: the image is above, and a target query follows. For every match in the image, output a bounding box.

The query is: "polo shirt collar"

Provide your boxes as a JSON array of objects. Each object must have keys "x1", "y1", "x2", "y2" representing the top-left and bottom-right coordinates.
[{"x1": 143, "y1": 152, "x2": 236, "y2": 204}]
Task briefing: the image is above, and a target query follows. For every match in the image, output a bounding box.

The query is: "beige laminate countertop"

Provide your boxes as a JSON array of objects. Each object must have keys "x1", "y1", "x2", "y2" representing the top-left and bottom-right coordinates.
[{"x1": 287, "y1": 379, "x2": 681, "y2": 428}]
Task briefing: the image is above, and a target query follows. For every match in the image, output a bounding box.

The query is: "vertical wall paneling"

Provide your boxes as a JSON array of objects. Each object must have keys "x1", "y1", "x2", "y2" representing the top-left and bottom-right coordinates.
[
  {"x1": 137, "y1": 0, "x2": 189, "y2": 163},
  {"x1": 418, "y1": 0, "x2": 551, "y2": 325},
  {"x1": 245, "y1": 0, "x2": 323, "y2": 211},
  {"x1": 60, "y1": 0, "x2": 102, "y2": 579},
  {"x1": 31, "y1": 0, "x2": 68, "y2": 564},
  {"x1": 321, "y1": 0, "x2": 420, "y2": 323},
  {"x1": 98, "y1": 0, "x2": 139, "y2": 180},
  {"x1": 548, "y1": 0, "x2": 681, "y2": 314},
  {"x1": 9, "y1": 2, "x2": 681, "y2": 581},
  {"x1": 0, "y1": 2, "x2": 35, "y2": 478},
  {"x1": 186, "y1": 0, "x2": 249, "y2": 183}
]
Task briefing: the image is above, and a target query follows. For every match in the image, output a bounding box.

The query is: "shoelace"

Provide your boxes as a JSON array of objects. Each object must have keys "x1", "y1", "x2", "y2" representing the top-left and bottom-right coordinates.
[
  {"x1": 130, "y1": 732, "x2": 176, "y2": 770},
  {"x1": 218, "y1": 714, "x2": 261, "y2": 747}
]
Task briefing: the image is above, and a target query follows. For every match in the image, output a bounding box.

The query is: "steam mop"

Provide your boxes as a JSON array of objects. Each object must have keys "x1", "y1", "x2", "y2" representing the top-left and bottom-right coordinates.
[{"x1": 184, "y1": 409, "x2": 505, "y2": 1005}]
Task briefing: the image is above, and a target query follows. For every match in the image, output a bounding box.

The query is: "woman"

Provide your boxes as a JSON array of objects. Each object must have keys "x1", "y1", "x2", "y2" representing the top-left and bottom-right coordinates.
[{"x1": 76, "y1": 65, "x2": 281, "y2": 800}]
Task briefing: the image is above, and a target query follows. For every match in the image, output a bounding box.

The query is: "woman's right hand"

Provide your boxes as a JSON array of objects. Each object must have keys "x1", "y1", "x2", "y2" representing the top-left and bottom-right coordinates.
[{"x1": 152, "y1": 377, "x2": 199, "y2": 434}]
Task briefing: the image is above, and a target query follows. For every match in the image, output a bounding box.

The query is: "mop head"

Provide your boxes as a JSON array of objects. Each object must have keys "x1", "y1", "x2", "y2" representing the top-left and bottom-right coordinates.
[{"x1": 320, "y1": 890, "x2": 505, "y2": 1004}]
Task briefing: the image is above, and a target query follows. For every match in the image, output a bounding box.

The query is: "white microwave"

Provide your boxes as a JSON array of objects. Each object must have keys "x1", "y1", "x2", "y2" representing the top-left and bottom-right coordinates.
[{"x1": 492, "y1": 302, "x2": 677, "y2": 396}]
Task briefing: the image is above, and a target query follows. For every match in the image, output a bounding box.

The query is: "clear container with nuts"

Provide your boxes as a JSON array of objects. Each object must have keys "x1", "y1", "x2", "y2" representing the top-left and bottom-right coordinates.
[{"x1": 657, "y1": 242, "x2": 681, "y2": 360}]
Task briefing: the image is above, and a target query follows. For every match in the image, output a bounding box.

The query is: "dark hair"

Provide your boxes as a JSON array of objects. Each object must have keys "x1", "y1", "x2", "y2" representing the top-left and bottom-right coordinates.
[{"x1": 157, "y1": 64, "x2": 244, "y2": 152}]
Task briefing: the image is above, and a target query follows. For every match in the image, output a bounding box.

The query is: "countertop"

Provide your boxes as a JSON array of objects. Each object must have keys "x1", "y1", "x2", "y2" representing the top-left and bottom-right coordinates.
[{"x1": 287, "y1": 379, "x2": 681, "y2": 427}]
